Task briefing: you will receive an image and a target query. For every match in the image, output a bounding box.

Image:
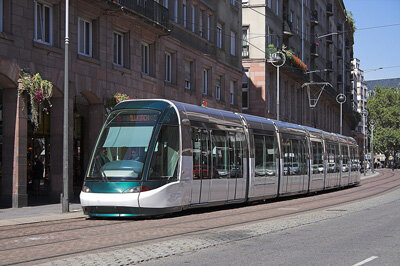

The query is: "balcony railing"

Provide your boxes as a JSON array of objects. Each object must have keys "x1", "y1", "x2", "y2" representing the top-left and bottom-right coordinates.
[{"x1": 112, "y1": 0, "x2": 169, "y2": 29}]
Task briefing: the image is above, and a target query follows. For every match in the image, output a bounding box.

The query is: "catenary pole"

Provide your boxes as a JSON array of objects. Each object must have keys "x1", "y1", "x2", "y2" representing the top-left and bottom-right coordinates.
[{"x1": 62, "y1": 0, "x2": 69, "y2": 213}]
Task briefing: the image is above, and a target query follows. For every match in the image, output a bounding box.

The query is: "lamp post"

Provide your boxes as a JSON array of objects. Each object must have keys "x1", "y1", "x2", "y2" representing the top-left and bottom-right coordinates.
[
  {"x1": 361, "y1": 109, "x2": 368, "y2": 176},
  {"x1": 317, "y1": 31, "x2": 346, "y2": 135},
  {"x1": 269, "y1": 51, "x2": 286, "y2": 121},
  {"x1": 336, "y1": 93, "x2": 346, "y2": 135},
  {"x1": 370, "y1": 119, "x2": 375, "y2": 173},
  {"x1": 62, "y1": 0, "x2": 70, "y2": 213}
]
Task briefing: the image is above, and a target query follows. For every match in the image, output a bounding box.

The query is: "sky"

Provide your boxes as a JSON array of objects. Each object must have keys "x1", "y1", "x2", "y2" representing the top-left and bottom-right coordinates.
[{"x1": 344, "y1": 0, "x2": 400, "y2": 81}]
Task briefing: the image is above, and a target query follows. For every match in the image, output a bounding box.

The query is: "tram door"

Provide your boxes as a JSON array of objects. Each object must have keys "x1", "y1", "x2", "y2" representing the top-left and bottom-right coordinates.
[
  {"x1": 340, "y1": 144, "x2": 350, "y2": 186},
  {"x1": 228, "y1": 132, "x2": 246, "y2": 200},
  {"x1": 191, "y1": 129, "x2": 211, "y2": 204}
]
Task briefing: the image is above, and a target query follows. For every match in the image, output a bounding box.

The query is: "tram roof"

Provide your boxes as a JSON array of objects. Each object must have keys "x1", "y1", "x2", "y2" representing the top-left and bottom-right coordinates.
[
  {"x1": 273, "y1": 120, "x2": 308, "y2": 136},
  {"x1": 239, "y1": 114, "x2": 276, "y2": 132}
]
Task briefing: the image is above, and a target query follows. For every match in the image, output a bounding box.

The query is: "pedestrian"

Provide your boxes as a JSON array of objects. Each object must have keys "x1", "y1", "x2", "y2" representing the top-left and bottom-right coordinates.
[{"x1": 391, "y1": 161, "x2": 395, "y2": 172}]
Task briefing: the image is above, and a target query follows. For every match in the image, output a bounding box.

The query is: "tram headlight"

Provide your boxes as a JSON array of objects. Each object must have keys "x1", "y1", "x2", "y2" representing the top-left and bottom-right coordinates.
[{"x1": 82, "y1": 185, "x2": 91, "y2": 193}]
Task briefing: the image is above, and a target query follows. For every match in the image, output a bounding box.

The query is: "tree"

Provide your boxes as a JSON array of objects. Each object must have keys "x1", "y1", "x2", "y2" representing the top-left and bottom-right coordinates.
[{"x1": 367, "y1": 86, "x2": 400, "y2": 164}]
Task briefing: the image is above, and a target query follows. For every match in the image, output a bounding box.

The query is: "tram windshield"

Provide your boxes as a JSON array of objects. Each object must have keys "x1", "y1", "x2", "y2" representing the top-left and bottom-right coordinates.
[{"x1": 86, "y1": 109, "x2": 160, "y2": 181}]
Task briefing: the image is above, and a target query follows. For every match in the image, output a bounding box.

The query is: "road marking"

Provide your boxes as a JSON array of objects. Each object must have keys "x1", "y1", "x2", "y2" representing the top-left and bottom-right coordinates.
[{"x1": 352, "y1": 256, "x2": 379, "y2": 266}]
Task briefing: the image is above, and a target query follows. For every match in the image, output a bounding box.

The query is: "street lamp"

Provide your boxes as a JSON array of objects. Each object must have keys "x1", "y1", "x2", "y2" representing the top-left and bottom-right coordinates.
[
  {"x1": 370, "y1": 119, "x2": 375, "y2": 173},
  {"x1": 269, "y1": 51, "x2": 286, "y2": 121},
  {"x1": 361, "y1": 109, "x2": 368, "y2": 176},
  {"x1": 336, "y1": 93, "x2": 346, "y2": 135},
  {"x1": 62, "y1": 0, "x2": 70, "y2": 213}
]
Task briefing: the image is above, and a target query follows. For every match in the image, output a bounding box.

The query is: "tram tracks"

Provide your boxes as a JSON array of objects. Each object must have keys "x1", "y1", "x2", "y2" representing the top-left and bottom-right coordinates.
[{"x1": 0, "y1": 171, "x2": 395, "y2": 244}]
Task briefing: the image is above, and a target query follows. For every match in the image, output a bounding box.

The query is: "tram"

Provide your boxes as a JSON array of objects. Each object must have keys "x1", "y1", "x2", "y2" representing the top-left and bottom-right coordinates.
[{"x1": 80, "y1": 99, "x2": 360, "y2": 217}]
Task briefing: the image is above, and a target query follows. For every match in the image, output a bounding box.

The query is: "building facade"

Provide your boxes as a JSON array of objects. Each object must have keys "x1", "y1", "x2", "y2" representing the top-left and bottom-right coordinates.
[
  {"x1": 242, "y1": 0, "x2": 356, "y2": 134},
  {"x1": 0, "y1": 0, "x2": 242, "y2": 207},
  {"x1": 351, "y1": 58, "x2": 368, "y2": 158}
]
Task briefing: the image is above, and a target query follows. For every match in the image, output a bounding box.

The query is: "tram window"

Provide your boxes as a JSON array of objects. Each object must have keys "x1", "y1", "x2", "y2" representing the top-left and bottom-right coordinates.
[
  {"x1": 342, "y1": 145, "x2": 349, "y2": 172},
  {"x1": 192, "y1": 129, "x2": 211, "y2": 180},
  {"x1": 312, "y1": 141, "x2": 323, "y2": 174},
  {"x1": 254, "y1": 135, "x2": 276, "y2": 177},
  {"x1": 148, "y1": 125, "x2": 179, "y2": 181},
  {"x1": 211, "y1": 130, "x2": 228, "y2": 178},
  {"x1": 327, "y1": 143, "x2": 339, "y2": 173},
  {"x1": 282, "y1": 136, "x2": 306, "y2": 176},
  {"x1": 350, "y1": 147, "x2": 359, "y2": 172},
  {"x1": 192, "y1": 131, "x2": 201, "y2": 180},
  {"x1": 201, "y1": 131, "x2": 211, "y2": 179},
  {"x1": 229, "y1": 132, "x2": 244, "y2": 178}
]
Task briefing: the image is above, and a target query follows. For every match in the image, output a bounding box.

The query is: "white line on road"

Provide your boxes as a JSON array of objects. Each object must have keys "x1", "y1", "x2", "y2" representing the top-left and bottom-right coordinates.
[{"x1": 352, "y1": 256, "x2": 379, "y2": 266}]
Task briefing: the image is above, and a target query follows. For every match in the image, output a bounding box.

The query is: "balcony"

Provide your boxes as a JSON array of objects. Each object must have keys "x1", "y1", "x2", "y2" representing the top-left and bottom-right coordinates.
[
  {"x1": 111, "y1": 0, "x2": 170, "y2": 29},
  {"x1": 311, "y1": 43, "x2": 319, "y2": 57},
  {"x1": 242, "y1": 45, "x2": 249, "y2": 58},
  {"x1": 326, "y1": 60, "x2": 333, "y2": 71},
  {"x1": 326, "y1": 3, "x2": 333, "y2": 16},
  {"x1": 311, "y1": 10, "x2": 318, "y2": 25}
]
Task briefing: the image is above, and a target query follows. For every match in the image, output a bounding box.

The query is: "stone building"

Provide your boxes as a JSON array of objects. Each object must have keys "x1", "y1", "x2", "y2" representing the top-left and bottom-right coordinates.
[
  {"x1": 0, "y1": 0, "x2": 242, "y2": 207},
  {"x1": 242, "y1": 0, "x2": 356, "y2": 134}
]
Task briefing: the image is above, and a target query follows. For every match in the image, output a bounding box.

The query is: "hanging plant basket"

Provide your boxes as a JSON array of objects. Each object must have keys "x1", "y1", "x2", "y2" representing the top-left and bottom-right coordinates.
[
  {"x1": 105, "y1": 92, "x2": 131, "y2": 113},
  {"x1": 17, "y1": 72, "x2": 53, "y2": 130}
]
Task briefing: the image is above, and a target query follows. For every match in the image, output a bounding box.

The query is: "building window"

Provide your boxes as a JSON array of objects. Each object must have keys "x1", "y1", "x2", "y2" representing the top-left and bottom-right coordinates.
[
  {"x1": 296, "y1": 17, "x2": 300, "y2": 35},
  {"x1": 199, "y1": 10, "x2": 203, "y2": 37},
  {"x1": 268, "y1": 0, "x2": 272, "y2": 8},
  {"x1": 217, "y1": 23, "x2": 222, "y2": 49},
  {"x1": 230, "y1": 0, "x2": 236, "y2": 7},
  {"x1": 268, "y1": 27, "x2": 272, "y2": 44},
  {"x1": 207, "y1": 14, "x2": 210, "y2": 41},
  {"x1": 141, "y1": 42, "x2": 150, "y2": 74},
  {"x1": 230, "y1": 80, "x2": 235, "y2": 105},
  {"x1": 184, "y1": 59, "x2": 193, "y2": 90},
  {"x1": 242, "y1": 26, "x2": 249, "y2": 58},
  {"x1": 78, "y1": 18, "x2": 92, "y2": 57},
  {"x1": 242, "y1": 69, "x2": 249, "y2": 109},
  {"x1": 165, "y1": 52, "x2": 172, "y2": 82},
  {"x1": 216, "y1": 75, "x2": 222, "y2": 101},
  {"x1": 230, "y1": 31, "x2": 236, "y2": 56},
  {"x1": 202, "y1": 69, "x2": 209, "y2": 95},
  {"x1": 275, "y1": 0, "x2": 279, "y2": 15},
  {"x1": 174, "y1": 0, "x2": 178, "y2": 23},
  {"x1": 163, "y1": 0, "x2": 168, "y2": 8},
  {"x1": 183, "y1": 0, "x2": 187, "y2": 27},
  {"x1": 34, "y1": 1, "x2": 53, "y2": 45},
  {"x1": 191, "y1": 5, "x2": 195, "y2": 33},
  {"x1": 113, "y1": 32, "x2": 123, "y2": 66},
  {"x1": 0, "y1": 0, "x2": 3, "y2": 32}
]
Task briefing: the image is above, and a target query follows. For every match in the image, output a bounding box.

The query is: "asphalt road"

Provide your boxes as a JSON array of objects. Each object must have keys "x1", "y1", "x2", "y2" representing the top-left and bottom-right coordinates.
[{"x1": 141, "y1": 190, "x2": 400, "y2": 266}]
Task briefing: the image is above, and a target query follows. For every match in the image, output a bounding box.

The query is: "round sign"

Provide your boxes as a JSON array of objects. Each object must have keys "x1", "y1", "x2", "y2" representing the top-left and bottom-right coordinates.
[{"x1": 336, "y1": 93, "x2": 346, "y2": 104}]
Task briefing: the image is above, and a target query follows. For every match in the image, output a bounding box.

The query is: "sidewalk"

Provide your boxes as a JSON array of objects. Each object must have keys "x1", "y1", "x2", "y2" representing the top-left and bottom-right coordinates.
[
  {"x1": 0, "y1": 202, "x2": 85, "y2": 226},
  {"x1": 0, "y1": 170, "x2": 381, "y2": 227}
]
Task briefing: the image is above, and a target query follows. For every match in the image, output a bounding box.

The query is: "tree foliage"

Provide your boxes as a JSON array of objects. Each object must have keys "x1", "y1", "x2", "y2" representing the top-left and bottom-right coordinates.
[{"x1": 367, "y1": 86, "x2": 400, "y2": 159}]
